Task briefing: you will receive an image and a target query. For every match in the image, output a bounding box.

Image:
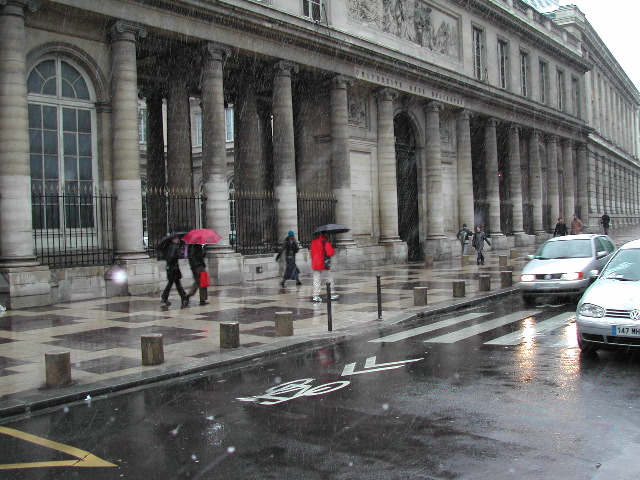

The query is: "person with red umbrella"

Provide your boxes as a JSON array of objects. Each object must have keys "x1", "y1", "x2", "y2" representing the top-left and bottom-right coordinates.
[{"x1": 185, "y1": 243, "x2": 209, "y2": 306}]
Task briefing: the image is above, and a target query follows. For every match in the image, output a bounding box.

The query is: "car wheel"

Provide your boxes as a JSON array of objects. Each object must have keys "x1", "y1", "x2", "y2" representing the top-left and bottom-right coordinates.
[
  {"x1": 577, "y1": 334, "x2": 598, "y2": 355},
  {"x1": 522, "y1": 294, "x2": 536, "y2": 306}
]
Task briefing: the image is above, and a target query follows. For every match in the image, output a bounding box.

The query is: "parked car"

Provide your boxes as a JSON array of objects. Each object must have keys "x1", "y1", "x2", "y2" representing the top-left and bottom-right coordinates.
[
  {"x1": 519, "y1": 234, "x2": 616, "y2": 305},
  {"x1": 576, "y1": 239, "x2": 640, "y2": 354}
]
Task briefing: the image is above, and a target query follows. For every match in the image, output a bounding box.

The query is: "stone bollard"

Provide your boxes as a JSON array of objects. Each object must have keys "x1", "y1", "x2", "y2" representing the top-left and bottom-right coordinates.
[
  {"x1": 220, "y1": 321, "x2": 240, "y2": 348},
  {"x1": 460, "y1": 255, "x2": 469, "y2": 267},
  {"x1": 452, "y1": 280, "x2": 465, "y2": 298},
  {"x1": 425, "y1": 254, "x2": 434, "y2": 267},
  {"x1": 499, "y1": 255, "x2": 508, "y2": 267},
  {"x1": 275, "y1": 311, "x2": 294, "y2": 337},
  {"x1": 479, "y1": 274, "x2": 491, "y2": 292},
  {"x1": 413, "y1": 287, "x2": 428, "y2": 306},
  {"x1": 500, "y1": 271, "x2": 513, "y2": 288},
  {"x1": 45, "y1": 351, "x2": 71, "y2": 387},
  {"x1": 141, "y1": 334, "x2": 164, "y2": 366},
  {"x1": 510, "y1": 248, "x2": 518, "y2": 260}
]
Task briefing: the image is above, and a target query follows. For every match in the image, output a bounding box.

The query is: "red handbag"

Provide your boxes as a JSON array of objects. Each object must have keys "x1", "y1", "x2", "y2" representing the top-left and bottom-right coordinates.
[{"x1": 199, "y1": 271, "x2": 210, "y2": 288}]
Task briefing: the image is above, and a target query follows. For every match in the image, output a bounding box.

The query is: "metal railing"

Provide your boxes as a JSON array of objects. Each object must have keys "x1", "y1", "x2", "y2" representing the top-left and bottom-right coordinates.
[
  {"x1": 32, "y1": 193, "x2": 116, "y2": 268},
  {"x1": 229, "y1": 190, "x2": 278, "y2": 255},
  {"x1": 297, "y1": 192, "x2": 336, "y2": 247},
  {"x1": 144, "y1": 193, "x2": 205, "y2": 252}
]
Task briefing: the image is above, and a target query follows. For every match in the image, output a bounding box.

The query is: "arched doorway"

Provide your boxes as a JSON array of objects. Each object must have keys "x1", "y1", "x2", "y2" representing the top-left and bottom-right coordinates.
[{"x1": 394, "y1": 113, "x2": 420, "y2": 261}]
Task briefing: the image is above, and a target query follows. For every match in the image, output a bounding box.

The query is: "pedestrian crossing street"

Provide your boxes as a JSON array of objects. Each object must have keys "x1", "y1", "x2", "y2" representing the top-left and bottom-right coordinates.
[{"x1": 370, "y1": 309, "x2": 577, "y2": 348}]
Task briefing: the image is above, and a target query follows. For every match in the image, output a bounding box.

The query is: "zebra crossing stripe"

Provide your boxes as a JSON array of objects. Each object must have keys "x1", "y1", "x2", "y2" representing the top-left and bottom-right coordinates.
[
  {"x1": 369, "y1": 312, "x2": 490, "y2": 343},
  {"x1": 423, "y1": 310, "x2": 539, "y2": 344},
  {"x1": 484, "y1": 313, "x2": 574, "y2": 345}
]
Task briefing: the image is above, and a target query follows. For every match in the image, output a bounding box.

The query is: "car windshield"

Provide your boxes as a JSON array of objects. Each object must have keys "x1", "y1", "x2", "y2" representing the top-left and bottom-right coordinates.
[
  {"x1": 600, "y1": 249, "x2": 640, "y2": 281},
  {"x1": 534, "y1": 239, "x2": 593, "y2": 259}
]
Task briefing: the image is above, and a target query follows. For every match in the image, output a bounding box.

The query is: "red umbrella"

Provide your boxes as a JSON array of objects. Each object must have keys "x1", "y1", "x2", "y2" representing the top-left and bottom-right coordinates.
[{"x1": 182, "y1": 228, "x2": 223, "y2": 245}]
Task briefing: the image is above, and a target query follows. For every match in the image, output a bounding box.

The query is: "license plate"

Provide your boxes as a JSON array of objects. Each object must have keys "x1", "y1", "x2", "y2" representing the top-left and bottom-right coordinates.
[
  {"x1": 535, "y1": 283, "x2": 557, "y2": 289},
  {"x1": 611, "y1": 326, "x2": 640, "y2": 336}
]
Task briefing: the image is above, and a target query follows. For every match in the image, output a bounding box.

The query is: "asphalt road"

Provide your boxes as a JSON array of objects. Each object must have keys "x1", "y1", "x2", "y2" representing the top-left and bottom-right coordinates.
[{"x1": 2, "y1": 294, "x2": 640, "y2": 479}]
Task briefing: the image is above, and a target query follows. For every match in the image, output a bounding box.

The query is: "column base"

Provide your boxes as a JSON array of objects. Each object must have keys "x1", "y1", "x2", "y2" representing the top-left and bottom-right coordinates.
[
  {"x1": 333, "y1": 243, "x2": 365, "y2": 269},
  {"x1": 489, "y1": 233, "x2": 509, "y2": 251},
  {"x1": 209, "y1": 251, "x2": 244, "y2": 285},
  {"x1": 106, "y1": 258, "x2": 162, "y2": 297},
  {"x1": 534, "y1": 231, "x2": 550, "y2": 244},
  {"x1": 423, "y1": 236, "x2": 451, "y2": 260},
  {"x1": 0, "y1": 265, "x2": 52, "y2": 309},
  {"x1": 513, "y1": 232, "x2": 536, "y2": 247}
]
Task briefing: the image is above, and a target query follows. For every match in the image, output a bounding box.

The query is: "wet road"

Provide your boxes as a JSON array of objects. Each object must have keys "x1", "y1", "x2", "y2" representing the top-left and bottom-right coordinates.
[{"x1": 2, "y1": 294, "x2": 640, "y2": 479}]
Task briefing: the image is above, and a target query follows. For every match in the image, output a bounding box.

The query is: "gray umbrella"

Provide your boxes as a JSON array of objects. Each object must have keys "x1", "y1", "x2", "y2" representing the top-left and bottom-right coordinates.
[{"x1": 314, "y1": 224, "x2": 350, "y2": 234}]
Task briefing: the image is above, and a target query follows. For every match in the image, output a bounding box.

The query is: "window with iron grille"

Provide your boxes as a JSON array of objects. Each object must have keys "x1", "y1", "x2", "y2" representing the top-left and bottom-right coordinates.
[
  {"x1": 303, "y1": 0, "x2": 322, "y2": 22},
  {"x1": 195, "y1": 112, "x2": 203, "y2": 147},
  {"x1": 539, "y1": 60, "x2": 548, "y2": 104},
  {"x1": 557, "y1": 69, "x2": 565, "y2": 111},
  {"x1": 520, "y1": 51, "x2": 530, "y2": 97},
  {"x1": 571, "y1": 76, "x2": 581, "y2": 118},
  {"x1": 138, "y1": 108, "x2": 147, "y2": 144},
  {"x1": 472, "y1": 27, "x2": 485, "y2": 81},
  {"x1": 225, "y1": 107, "x2": 234, "y2": 142},
  {"x1": 497, "y1": 39, "x2": 508, "y2": 89}
]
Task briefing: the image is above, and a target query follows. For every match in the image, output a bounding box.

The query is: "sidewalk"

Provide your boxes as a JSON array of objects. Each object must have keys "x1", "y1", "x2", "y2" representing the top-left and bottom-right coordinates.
[{"x1": 0, "y1": 226, "x2": 637, "y2": 418}]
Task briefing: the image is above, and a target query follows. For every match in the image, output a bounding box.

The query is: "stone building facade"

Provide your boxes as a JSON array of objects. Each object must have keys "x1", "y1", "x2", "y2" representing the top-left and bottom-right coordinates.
[{"x1": 0, "y1": 0, "x2": 637, "y2": 308}]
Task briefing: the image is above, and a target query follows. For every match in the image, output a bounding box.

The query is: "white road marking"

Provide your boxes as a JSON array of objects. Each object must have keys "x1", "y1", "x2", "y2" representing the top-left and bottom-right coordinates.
[
  {"x1": 341, "y1": 356, "x2": 423, "y2": 376},
  {"x1": 369, "y1": 312, "x2": 490, "y2": 343},
  {"x1": 423, "y1": 310, "x2": 539, "y2": 344},
  {"x1": 484, "y1": 313, "x2": 574, "y2": 345}
]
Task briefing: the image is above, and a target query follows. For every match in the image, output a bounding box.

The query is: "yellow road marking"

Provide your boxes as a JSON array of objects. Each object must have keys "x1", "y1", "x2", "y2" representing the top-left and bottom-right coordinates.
[{"x1": 0, "y1": 426, "x2": 117, "y2": 469}]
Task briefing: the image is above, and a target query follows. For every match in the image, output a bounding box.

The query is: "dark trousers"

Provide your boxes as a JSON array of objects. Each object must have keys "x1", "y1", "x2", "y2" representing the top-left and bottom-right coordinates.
[
  {"x1": 476, "y1": 247, "x2": 485, "y2": 264},
  {"x1": 162, "y1": 278, "x2": 187, "y2": 302}
]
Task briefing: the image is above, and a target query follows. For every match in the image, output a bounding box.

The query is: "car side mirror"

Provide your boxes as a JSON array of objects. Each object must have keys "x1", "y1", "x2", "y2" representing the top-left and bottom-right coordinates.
[
  {"x1": 596, "y1": 250, "x2": 608, "y2": 259},
  {"x1": 527, "y1": 254, "x2": 534, "y2": 260},
  {"x1": 589, "y1": 269, "x2": 599, "y2": 279}
]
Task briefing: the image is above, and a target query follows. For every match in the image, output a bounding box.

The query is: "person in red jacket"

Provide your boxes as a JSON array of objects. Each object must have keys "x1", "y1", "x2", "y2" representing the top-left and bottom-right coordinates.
[{"x1": 310, "y1": 232, "x2": 337, "y2": 302}]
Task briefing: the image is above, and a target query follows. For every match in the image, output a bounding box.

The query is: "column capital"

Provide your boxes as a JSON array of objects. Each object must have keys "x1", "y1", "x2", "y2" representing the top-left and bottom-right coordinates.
[
  {"x1": 576, "y1": 142, "x2": 587, "y2": 153},
  {"x1": 110, "y1": 20, "x2": 148, "y2": 40},
  {"x1": 457, "y1": 108, "x2": 472, "y2": 121},
  {"x1": 561, "y1": 138, "x2": 574, "y2": 148},
  {"x1": 485, "y1": 117, "x2": 498, "y2": 128},
  {"x1": 375, "y1": 87, "x2": 398, "y2": 101},
  {"x1": 274, "y1": 60, "x2": 299, "y2": 74},
  {"x1": 546, "y1": 133, "x2": 559, "y2": 144},
  {"x1": 509, "y1": 123, "x2": 520, "y2": 134},
  {"x1": 423, "y1": 100, "x2": 442, "y2": 112},
  {"x1": 0, "y1": 0, "x2": 39, "y2": 11},
  {"x1": 331, "y1": 74, "x2": 354, "y2": 89},
  {"x1": 202, "y1": 42, "x2": 231, "y2": 61}
]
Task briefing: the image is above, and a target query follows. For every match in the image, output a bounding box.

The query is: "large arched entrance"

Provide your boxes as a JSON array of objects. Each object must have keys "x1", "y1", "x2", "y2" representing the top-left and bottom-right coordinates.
[{"x1": 394, "y1": 113, "x2": 420, "y2": 261}]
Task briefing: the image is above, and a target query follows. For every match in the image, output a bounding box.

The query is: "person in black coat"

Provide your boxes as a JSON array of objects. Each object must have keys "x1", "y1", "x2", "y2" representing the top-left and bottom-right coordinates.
[
  {"x1": 161, "y1": 235, "x2": 188, "y2": 308},
  {"x1": 186, "y1": 244, "x2": 209, "y2": 306},
  {"x1": 276, "y1": 230, "x2": 301, "y2": 287},
  {"x1": 600, "y1": 212, "x2": 611, "y2": 235},
  {"x1": 553, "y1": 218, "x2": 568, "y2": 237},
  {"x1": 471, "y1": 226, "x2": 491, "y2": 266}
]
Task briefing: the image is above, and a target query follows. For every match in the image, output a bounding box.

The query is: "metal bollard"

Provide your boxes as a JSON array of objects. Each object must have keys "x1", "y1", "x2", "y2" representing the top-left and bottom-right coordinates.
[
  {"x1": 500, "y1": 271, "x2": 513, "y2": 288},
  {"x1": 275, "y1": 311, "x2": 294, "y2": 336},
  {"x1": 220, "y1": 321, "x2": 240, "y2": 348},
  {"x1": 452, "y1": 280, "x2": 465, "y2": 298},
  {"x1": 141, "y1": 334, "x2": 164, "y2": 365},
  {"x1": 413, "y1": 286, "x2": 428, "y2": 306},
  {"x1": 376, "y1": 274, "x2": 382, "y2": 319},
  {"x1": 45, "y1": 351, "x2": 72, "y2": 387},
  {"x1": 479, "y1": 274, "x2": 491, "y2": 292},
  {"x1": 326, "y1": 282, "x2": 333, "y2": 332}
]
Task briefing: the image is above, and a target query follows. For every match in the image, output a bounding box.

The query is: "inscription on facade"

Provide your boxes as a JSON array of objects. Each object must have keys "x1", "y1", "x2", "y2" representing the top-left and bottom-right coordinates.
[
  {"x1": 348, "y1": 0, "x2": 460, "y2": 60},
  {"x1": 354, "y1": 67, "x2": 465, "y2": 107}
]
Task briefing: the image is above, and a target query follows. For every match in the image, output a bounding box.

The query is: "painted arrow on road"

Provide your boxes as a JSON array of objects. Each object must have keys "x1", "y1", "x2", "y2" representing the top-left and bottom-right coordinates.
[{"x1": 341, "y1": 356, "x2": 423, "y2": 376}]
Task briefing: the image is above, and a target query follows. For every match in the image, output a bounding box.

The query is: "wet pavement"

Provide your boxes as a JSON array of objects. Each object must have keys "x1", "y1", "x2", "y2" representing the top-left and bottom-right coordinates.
[{"x1": 1, "y1": 226, "x2": 638, "y2": 419}]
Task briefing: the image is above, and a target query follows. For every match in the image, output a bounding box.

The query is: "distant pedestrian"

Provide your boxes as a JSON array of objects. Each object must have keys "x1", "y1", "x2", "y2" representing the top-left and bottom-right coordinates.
[
  {"x1": 570, "y1": 214, "x2": 583, "y2": 235},
  {"x1": 553, "y1": 218, "x2": 568, "y2": 237},
  {"x1": 186, "y1": 244, "x2": 209, "y2": 306},
  {"x1": 456, "y1": 223, "x2": 473, "y2": 256},
  {"x1": 471, "y1": 225, "x2": 491, "y2": 266},
  {"x1": 161, "y1": 235, "x2": 189, "y2": 308},
  {"x1": 600, "y1": 212, "x2": 611, "y2": 235},
  {"x1": 310, "y1": 232, "x2": 337, "y2": 302},
  {"x1": 276, "y1": 230, "x2": 301, "y2": 287}
]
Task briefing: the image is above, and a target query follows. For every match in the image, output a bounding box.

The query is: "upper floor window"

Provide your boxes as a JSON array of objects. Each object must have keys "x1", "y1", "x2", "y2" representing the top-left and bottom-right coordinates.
[
  {"x1": 472, "y1": 27, "x2": 485, "y2": 81},
  {"x1": 138, "y1": 108, "x2": 147, "y2": 144},
  {"x1": 556, "y1": 69, "x2": 565, "y2": 111},
  {"x1": 225, "y1": 107, "x2": 235, "y2": 142},
  {"x1": 520, "y1": 51, "x2": 530, "y2": 97},
  {"x1": 497, "y1": 40, "x2": 509, "y2": 89},
  {"x1": 539, "y1": 60, "x2": 548, "y2": 104},
  {"x1": 571, "y1": 76, "x2": 580, "y2": 118},
  {"x1": 303, "y1": 0, "x2": 322, "y2": 22},
  {"x1": 195, "y1": 112, "x2": 203, "y2": 147}
]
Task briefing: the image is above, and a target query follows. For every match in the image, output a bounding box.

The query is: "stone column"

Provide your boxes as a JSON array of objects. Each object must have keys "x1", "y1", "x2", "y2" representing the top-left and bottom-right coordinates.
[
  {"x1": 508, "y1": 124, "x2": 526, "y2": 243},
  {"x1": 145, "y1": 91, "x2": 166, "y2": 247},
  {"x1": 423, "y1": 102, "x2": 447, "y2": 258},
  {"x1": 456, "y1": 110, "x2": 474, "y2": 228},
  {"x1": 546, "y1": 135, "x2": 560, "y2": 230},
  {"x1": 576, "y1": 143, "x2": 588, "y2": 227},
  {"x1": 330, "y1": 75, "x2": 356, "y2": 247},
  {"x1": 587, "y1": 150, "x2": 597, "y2": 219},
  {"x1": 529, "y1": 131, "x2": 545, "y2": 238},
  {"x1": 561, "y1": 140, "x2": 575, "y2": 219},
  {"x1": 110, "y1": 21, "x2": 147, "y2": 260},
  {"x1": 612, "y1": 164, "x2": 619, "y2": 215},
  {"x1": 0, "y1": 0, "x2": 38, "y2": 267},
  {"x1": 376, "y1": 88, "x2": 401, "y2": 244},
  {"x1": 604, "y1": 161, "x2": 611, "y2": 214},
  {"x1": 272, "y1": 61, "x2": 299, "y2": 241},
  {"x1": 234, "y1": 75, "x2": 266, "y2": 191},
  {"x1": 484, "y1": 119, "x2": 504, "y2": 240}
]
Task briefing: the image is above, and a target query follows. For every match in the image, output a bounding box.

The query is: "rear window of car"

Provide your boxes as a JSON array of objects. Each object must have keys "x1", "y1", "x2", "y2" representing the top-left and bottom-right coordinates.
[{"x1": 535, "y1": 239, "x2": 593, "y2": 259}]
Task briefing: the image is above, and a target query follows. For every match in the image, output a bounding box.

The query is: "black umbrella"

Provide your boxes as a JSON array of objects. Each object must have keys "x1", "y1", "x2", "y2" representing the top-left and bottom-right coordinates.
[
  {"x1": 156, "y1": 232, "x2": 188, "y2": 250},
  {"x1": 314, "y1": 224, "x2": 350, "y2": 234}
]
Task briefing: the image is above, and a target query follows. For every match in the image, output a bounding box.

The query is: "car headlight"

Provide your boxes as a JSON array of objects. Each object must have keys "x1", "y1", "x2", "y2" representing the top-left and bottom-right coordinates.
[
  {"x1": 579, "y1": 303, "x2": 605, "y2": 318},
  {"x1": 562, "y1": 272, "x2": 584, "y2": 281},
  {"x1": 520, "y1": 274, "x2": 535, "y2": 282}
]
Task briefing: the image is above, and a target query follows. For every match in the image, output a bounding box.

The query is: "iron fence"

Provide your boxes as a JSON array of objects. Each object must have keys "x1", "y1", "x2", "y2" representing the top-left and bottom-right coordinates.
[
  {"x1": 297, "y1": 192, "x2": 336, "y2": 247},
  {"x1": 144, "y1": 193, "x2": 205, "y2": 252},
  {"x1": 229, "y1": 190, "x2": 278, "y2": 255},
  {"x1": 32, "y1": 192, "x2": 116, "y2": 268}
]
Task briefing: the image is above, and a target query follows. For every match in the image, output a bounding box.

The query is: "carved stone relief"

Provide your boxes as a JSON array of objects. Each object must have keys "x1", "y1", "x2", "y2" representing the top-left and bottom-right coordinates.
[
  {"x1": 348, "y1": 0, "x2": 459, "y2": 59},
  {"x1": 348, "y1": 92, "x2": 369, "y2": 128}
]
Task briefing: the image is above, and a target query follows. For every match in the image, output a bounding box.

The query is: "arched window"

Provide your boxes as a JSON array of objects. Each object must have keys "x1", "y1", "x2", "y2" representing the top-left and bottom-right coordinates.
[{"x1": 27, "y1": 57, "x2": 96, "y2": 229}]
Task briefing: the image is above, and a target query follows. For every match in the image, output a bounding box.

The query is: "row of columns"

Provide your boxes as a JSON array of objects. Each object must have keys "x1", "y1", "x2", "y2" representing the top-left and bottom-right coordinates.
[{"x1": 594, "y1": 155, "x2": 640, "y2": 218}]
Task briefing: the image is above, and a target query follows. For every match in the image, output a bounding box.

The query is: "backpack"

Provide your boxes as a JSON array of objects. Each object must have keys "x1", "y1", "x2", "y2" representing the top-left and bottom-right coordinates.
[{"x1": 457, "y1": 228, "x2": 469, "y2": 243}]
